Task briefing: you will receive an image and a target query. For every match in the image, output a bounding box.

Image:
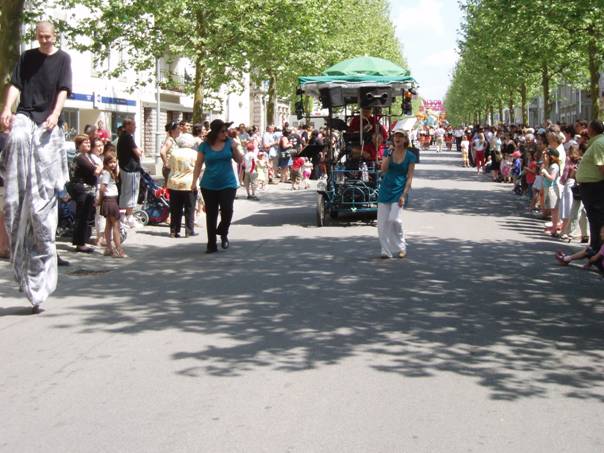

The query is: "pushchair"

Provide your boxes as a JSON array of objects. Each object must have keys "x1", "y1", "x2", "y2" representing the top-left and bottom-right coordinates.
[{"x1": 134, "y1": 169, "x2": 170, "y2": 225}]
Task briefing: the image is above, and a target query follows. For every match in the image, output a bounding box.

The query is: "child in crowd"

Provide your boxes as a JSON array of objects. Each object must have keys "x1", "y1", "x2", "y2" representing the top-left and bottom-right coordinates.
[
  {"x1": 460, "y1": 135, "x2": 470, "y2": 167},
  {"x1": 302, "y1": 158, "x2": 313, "y2": 189},
  {"x1": 511, "y1": 150, "x2": 523, "y2": 191},
  {"x1": 541, "y1": 148, "x2": 561, "y2": 236},
  {"x1": 290, "y1": 153, "x2": 305, "y2": 190},
  {"x1": 89, "y1": 138, "x2": 106, "y2": 246},
  {"x1": 500, "y1": 153, "x2": 512, "y2": 183},
  {"x1": 243, "y1": 142, "x2": 259, "y2": 200},
  {"x1": 256, "y1": 151, "x2": 268, "y2": 190},
  {"x1": 99, "y1": 154, "x2": 127, "y2": 258},
  {"x1": 556, "y1": 225, "x2": 604, "y2": 272},
  {"x1": 525, "y1": 152, "x2": 538, "y2": 206}
]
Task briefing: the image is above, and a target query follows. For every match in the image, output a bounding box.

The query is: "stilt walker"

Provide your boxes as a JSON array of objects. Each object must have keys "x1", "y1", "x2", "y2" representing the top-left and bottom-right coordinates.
[{"x1": 0, "y1": 21, "x2": 72, "y2": 313}]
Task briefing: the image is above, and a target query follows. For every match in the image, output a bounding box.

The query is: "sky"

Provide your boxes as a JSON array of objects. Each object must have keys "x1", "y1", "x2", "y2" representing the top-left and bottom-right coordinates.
[{"x1": 389, "y1": 0, "x2": 463, "y2": 102}]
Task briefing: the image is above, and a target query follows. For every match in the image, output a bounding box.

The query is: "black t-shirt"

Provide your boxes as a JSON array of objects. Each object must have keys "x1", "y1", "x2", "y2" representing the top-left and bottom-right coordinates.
[
  {"x1": 72, "y1": 154, "x2": 98, "y2": 186},
  {"x1": 11, "y1": 49, "x2": 72, "y2": 126},
  {"x1": 117, "y1": 133, "x2": 141, "y2": 172}
]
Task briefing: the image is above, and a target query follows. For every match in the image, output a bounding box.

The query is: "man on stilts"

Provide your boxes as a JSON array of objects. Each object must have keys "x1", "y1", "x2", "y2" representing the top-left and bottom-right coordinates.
[{"x1": 0, "y1": 21, "x2": 72, "y2": 313}]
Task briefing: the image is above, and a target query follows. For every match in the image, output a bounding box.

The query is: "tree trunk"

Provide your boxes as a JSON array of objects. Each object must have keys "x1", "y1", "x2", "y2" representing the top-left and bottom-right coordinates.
[
  {"x1": 192, "y1": 54, "x2": 206, "y2": 123},
  {"x1": 0, "y1": 0, "x2": 24, "y2": 111},
  {"x1": 587, "y1": 36, "x2": 602, "y2": 120},
  {"x1": 266, "y1": 72, "x2": 276, "y2": 127},
  {"x1": 519, "y1": 82, "x2": 528, "y2": 126},
  {"x1": 489, "y1": 104, "x2": 494, "y2": 126},
  {"x1": 508, "y1": 94, "x2": 515, "y2": 125},
  {"x1": 498, "y1": 99, "x2": 504, "y2": 125},
  {"x1": 542, "y1": 63, "x2": 551, "y2": 122}
]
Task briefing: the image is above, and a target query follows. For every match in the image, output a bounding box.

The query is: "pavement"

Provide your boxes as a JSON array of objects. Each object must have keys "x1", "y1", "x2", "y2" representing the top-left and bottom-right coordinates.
[{"x1": 1, "y1": 148, "x2": 602, "y2": 452}]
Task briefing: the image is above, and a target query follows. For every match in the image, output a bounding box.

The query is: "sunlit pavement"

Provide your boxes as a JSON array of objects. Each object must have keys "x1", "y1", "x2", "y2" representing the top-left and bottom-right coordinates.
[{"x1": 1, "y1": 148, "x2": 602, "y2": 452}]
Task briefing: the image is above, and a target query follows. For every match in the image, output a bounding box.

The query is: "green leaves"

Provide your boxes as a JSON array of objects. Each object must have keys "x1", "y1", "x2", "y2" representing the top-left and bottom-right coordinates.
[{"x1": 447, "y1": 0, "x2": 604, "y2": 123}]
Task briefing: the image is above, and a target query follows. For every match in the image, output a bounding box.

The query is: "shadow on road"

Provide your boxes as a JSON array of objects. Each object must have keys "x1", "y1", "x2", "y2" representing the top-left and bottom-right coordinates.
[{"x1": 19, "y1": 232, "x2": 602, "y2": 402}]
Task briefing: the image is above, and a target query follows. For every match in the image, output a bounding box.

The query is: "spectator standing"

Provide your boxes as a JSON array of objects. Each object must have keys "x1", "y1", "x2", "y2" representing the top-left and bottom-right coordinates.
[
  {"x1": 0, "y1": 21, "x2": 72, "y2": 313},
  {"x1": 262, "y1": 125, "x2": 277, "y2": 183},
  {"x1": 454, "y1": 126, "x2": 464, "y2": 152},
  {"x1": 71, "y1": 134, "x2": 102, "y2": 252},
  {"x1": 434, "y1": 125, "x2": 445, "y2": 152},
  {"x1": 160, "y1": 121, "x2": 181, "y2": 185},
  {"x1": 96, "y1": 120, "x2": 111, "y2": 143},
  {"x1": 117, "y1": 117, "x2": 144, "y2": 228},
  {"x1": 167, "y1": 138, "x2": 198, "y2": 238},
  {"x1": 191, "y1": 119, "x2": 242, "y2": 254},
  {"x1": 576, "y1": 120, "x2": 604, "y2": 252},
  {"x1": 242, "y1": 142, "x2": 259, "y2": 200},
  {"x1": 99, "y1": 153, "x2": 127, "y2": 257}
]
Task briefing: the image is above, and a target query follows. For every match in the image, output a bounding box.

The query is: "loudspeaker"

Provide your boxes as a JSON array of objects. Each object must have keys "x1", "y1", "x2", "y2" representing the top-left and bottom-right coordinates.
[
  {"x1": 319, "y1": 87, "x2": 344, "y2": 108},
  {"x1": 360, "y1": 87, "x2": 391, "y2": 108}
]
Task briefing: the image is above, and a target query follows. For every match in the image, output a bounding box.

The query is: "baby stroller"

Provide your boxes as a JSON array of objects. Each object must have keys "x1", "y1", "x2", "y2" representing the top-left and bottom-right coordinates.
[
  {"x1": 57, "y1": 198, "x2": 76, "y2": 238},
  {"x1": 134, "y1": 169, "x2": 170, "y2": 225}
]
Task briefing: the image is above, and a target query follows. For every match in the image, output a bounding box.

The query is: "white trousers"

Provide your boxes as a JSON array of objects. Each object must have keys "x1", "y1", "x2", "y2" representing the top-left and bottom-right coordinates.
[
  {"x1": 377, "y1": 202, "x2": 406, "y2": 257},
  {"x1": 1, "y1": 114, "x2": 68, "y2": 306}
]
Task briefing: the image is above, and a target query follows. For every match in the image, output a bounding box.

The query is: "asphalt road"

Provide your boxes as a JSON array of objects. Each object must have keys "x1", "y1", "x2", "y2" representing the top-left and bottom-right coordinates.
[{"x1": 1, "y1": 148, "x2": 602, "y2": 452}]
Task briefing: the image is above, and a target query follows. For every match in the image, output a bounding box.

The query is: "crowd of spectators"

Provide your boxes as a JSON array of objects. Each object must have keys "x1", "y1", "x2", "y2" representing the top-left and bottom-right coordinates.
[{"x1": 441, "y1": 119, "x2": 604, "y2": 274}]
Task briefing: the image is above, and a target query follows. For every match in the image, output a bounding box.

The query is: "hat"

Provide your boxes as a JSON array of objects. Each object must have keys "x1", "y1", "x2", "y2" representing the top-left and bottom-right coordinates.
[
  {"x1": 512, "y1": 150, "x2": 522, "y2": 158},
  {"x1": 209, "y1": 119, "x2": 233, "y2": 132},
  {"x1": 392, "y1": 121, "x2": 409, "y2": 136},
  {"x1": 547, "y1": 148, "x2": 560, "y2": 158}
]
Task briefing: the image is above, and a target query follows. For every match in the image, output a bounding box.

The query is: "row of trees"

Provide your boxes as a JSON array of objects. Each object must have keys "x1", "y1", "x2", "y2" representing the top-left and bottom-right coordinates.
[
  {"x1": 444, "y1": 0, "x2": 604, "y2": 126},
  {"x1": 1, "y1": 0, "x2": 407, "y2": 123}
]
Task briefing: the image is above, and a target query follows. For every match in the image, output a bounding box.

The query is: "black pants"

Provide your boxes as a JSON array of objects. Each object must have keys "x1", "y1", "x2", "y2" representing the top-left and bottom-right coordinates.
[
  {"x1": 170, "y1": 190, "x2": 196, "y2": 235},
  {"x1": 201, "y1": 188, "x2": 236, "y2": 247},
  {"x1": 580, "y1": 180, "x2": 604, "y2": 252},
  {"x1": 455, "y1": 137, "x2": 462, "y2": 152},
  {"x1": 72, "y1": 189, "x2": 95, "y2": 246}
]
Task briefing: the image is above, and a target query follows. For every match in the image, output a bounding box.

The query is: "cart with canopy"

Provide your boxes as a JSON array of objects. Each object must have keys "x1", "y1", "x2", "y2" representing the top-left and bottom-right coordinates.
[{"x1": 296, "y1": 56, "x2": 418, "y2": 226}]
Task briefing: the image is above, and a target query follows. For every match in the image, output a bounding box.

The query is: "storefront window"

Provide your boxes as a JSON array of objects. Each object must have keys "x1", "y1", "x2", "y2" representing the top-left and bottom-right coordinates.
[{"x1": 63, "y1": 108, "x2": 79, "y2": 141}]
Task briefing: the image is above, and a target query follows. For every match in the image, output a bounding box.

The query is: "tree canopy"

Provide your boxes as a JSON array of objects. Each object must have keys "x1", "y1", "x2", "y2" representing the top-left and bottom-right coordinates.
[
  {"x1": 445, "y1": 0, "x2": 604, "y2": 125},
  {"x1": 5, "y1": 0, "x2": 407, "y2": 122}
]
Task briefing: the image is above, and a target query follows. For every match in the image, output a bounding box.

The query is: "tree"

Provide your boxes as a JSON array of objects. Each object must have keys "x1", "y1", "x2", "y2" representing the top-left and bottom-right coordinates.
[{"x1": 0, "y1": 0, "x2": 25, "y2": 111}]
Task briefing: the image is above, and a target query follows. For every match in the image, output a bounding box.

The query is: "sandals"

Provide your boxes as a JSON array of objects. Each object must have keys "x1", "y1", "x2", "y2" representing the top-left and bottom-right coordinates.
[
  {"x1": 114, "y1": 247, "x2": 128, "y2": 259},
  {"x1": 555, "y1": 251, "x2": 569, "y2": 266}
]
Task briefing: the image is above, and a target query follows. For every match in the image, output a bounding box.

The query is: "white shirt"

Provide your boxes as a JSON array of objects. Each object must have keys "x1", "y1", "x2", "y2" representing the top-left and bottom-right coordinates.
[
  {"x1": 243, "y1": 152, "x2": 256, "y2": 173},
  {"x1": 100, "y1": 170, "x2": 119, "y2": 197}
]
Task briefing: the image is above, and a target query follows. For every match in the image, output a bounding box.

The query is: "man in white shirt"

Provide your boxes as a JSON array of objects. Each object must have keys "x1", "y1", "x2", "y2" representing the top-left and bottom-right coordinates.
[{"x1": 454, "y1": 127, "x2": 464, "y2": 152}]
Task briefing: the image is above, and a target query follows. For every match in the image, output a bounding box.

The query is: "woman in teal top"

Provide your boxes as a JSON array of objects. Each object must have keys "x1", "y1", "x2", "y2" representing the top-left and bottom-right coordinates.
[
  {"x1": 192, "y1": 119, "x2": 242, "y2": 253},
  {"x1": 377, "y1": 126, "x2": 416, "y2": 259}
]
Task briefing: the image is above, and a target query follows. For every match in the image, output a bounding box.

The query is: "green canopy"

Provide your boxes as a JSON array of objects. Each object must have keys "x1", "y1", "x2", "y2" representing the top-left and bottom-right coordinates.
[
  {"x1": 323, "y1": 56, "x2": 410, "y2": 78},
  {"x1": 298, "y1": 75, "x2": 415, "y2": 85}
]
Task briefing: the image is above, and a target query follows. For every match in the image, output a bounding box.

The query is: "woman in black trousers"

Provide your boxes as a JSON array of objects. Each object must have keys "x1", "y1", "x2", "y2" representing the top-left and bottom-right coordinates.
[
  {"x1": 191, "y1": 119, "x2": 242, "y2": 253},
  {"x1": 71, "y1": 134, "x2": 102, "y2": 253}
]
